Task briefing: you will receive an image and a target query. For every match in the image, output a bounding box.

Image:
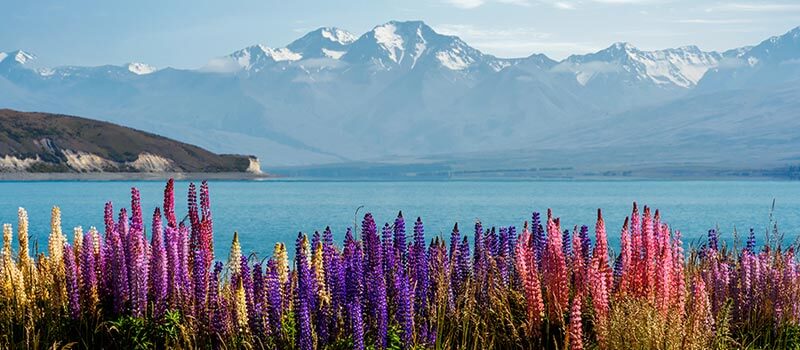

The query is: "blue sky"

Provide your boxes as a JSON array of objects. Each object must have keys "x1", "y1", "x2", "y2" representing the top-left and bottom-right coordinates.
[{"x1": 2, "y1": 0, "x2": 799, "y2": 68}]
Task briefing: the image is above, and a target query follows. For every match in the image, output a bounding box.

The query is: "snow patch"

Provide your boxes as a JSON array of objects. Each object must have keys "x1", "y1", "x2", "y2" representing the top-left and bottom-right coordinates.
[
  {"x1": 373, "y1": 23, "x2": 405, "y2": 63},
  {"x1": 261, "y1": 46, "x2": 302, "y2": 62},
  {"x1": 436, "y1": 49, "x2": 474, "y2": 70},
  {"x1": 321, "y1": 28, "x2": 357, "y2": 44},
  {"x1": 128, "y1": 62, "x2": 157, "y2": 75},
  {"x1": 13, "y1": 51, "x2": 34, "y2": 64},
  {"x1": 0, "y1": 155, "x2": 40, "y2": 171},
  {"x1": 322, "y1": 48, "x2": 346, "y2": 59},
  {"x1": 38, "y1": 68, "x2": 55, "y2": 76}
]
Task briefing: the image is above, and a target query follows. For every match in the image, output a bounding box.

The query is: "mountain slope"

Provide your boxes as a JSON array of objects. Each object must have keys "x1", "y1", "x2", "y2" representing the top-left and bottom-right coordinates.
[{"x1": 0, "y1": 109, "x2": 261, "y2": 173}]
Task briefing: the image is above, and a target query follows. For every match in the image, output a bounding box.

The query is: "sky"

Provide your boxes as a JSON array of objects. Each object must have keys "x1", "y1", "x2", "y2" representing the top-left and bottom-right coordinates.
[{"x1": 2, "y1": 0, "x2": 799, "y2": 69}]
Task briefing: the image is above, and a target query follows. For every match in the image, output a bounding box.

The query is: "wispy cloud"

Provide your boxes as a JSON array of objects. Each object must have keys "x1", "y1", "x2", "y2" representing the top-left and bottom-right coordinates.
[
  {"x1": 444, "y1": 0, "x2": 486, "y2": 9},
  {"x1": 443, "y1": 0, "x2": 532, "y2": 9},
  {"x1": 588, "y1": 0, "x2": 664, "y2": 4},
  {"x1": 434, "y1": 24, "x2": 598, "y2": 58},
  {"x1": 707, "y1": 3, "x2": 800, "y2": 12},
  {"x1": 675, "y1": 18, "x2": 754, "y2": 24},
  {"x1": 553, "y1": 2, "x2": 576, "y2": 10}
]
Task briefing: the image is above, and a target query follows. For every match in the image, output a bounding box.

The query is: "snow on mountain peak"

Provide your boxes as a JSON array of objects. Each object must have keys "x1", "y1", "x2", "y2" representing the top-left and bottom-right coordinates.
[
  {"x1": 320, "y1": 27, "x2": 356, "y2": 44},
  {"x1": 563, "y1": 43, "x2": 721, "y2": 88},
  {"x1": 373, "y1": 23, "x2": 406, "y2": 63},
  {"x1": 0, "y1": 50, "x2": 35, "y2": 65},
  {"x1": 259, "y1": 45, "x2": 302, "y2": 61},
  {"x1": 127, "y1": 62, "x2": 157, "y2": 75}
]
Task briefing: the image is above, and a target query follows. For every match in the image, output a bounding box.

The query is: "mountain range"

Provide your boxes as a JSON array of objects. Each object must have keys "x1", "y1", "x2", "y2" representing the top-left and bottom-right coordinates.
[{"x1": 2, "y1": 21, "x2": 800, "y2": 176}]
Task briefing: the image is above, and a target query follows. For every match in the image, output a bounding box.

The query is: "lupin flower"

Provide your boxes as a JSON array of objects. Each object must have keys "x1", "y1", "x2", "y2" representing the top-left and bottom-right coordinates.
[
  {"x1": 265, "y1": 258, "x2": 284, "y2": 336},
  {"x1": 193, "y1": 247, "x2": 209, "y2": 323},
  {"x1": 17, "y1": 208, "x2": 32, "y2": 279},
  {"x1": 393, "y1": 211, "x2": 407, "y2": 264},
  {"x1": 362, "y1": 213, "x2": 388, "y2": 348},
  {"x1": 79, "y1": 231, "x2": 99, "y2": 313},
  {"x1": 208, "y1": 261, "x2": 228, "y2": 336},
  {"x1": 228, "y1": 232, "x2": 242, "y2": 277},
  {"x1": 394, "y1": 266, "x2": 414, "y2": 348},
  {"x1": 411, "y1": 217, "x2": 429, "y2": 325},
  {"x1": 109, "y1": 222, "x2": 129, "y2": 315},
  {"x1": 531, "y1": 212, "x2": 545, "y2": 267},
  {"x1": 568, "y1": 295, "x2": 583, "y2": 350},
  {"x1": 578, "y1": 225, "x2": 591, "y2": 267},
  {"x1": 64, "y1": 243, "x2": 80, "y2": 320},
  {"x1": 344, "y1": 228, "x2": 365, "y2": 350},
  {"x1": 150, "y1": 208, "x2": 168, "y2": 318},
  {"x1": 240, "y1": 255, "x2": 254, "y2": 325},
  {"x1": 164, "y1": 178, "x2": 177, "y2": 228},
  {"x1": 250, "y1": 262, "x2": 265, "y2": 335},
  {"x1": 542, "y1": 210, "x2": 569, "y2": 322},
  {"x1": 515, "y1": 226, "x2": 544, "y2": 335},
  {"x1": 295, "y1": 233, "x2": 314, "y2": 350}
]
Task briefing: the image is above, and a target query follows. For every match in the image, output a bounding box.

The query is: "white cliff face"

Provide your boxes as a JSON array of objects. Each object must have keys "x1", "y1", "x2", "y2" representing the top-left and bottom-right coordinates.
[
  {"x1": 127, "y1": 153, "x2": 176, "y2": 172},
  {"x1": 0, "y1": 155, "x2": 40, "y2": 171},
  {"x1": 246, "y1": 157, "x2": 263, "y2": 174},
  {"x1": 62, "y1": 150, "x2": 115, "y2": 172}
]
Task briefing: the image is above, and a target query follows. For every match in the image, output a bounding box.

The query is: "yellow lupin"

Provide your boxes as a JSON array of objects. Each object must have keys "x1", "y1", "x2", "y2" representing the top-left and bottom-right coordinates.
[
  {"x1": 228, "y1": 231, "x2": 242, "y2": 277},
  {"x1": 312, "y1": 241, "x2": 331, "y2": 306},
  {"x1": 273, "y1": 242, "x2": 289, "y2": 286},
  {"x1": 235, "y1": 278, "x2": 248, "y2": 328}
]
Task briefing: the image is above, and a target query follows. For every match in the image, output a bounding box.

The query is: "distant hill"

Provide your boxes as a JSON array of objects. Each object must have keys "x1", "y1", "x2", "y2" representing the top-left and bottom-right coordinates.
[{"x1": 0, "y1": 109, "x2": 262, "y2": 173}]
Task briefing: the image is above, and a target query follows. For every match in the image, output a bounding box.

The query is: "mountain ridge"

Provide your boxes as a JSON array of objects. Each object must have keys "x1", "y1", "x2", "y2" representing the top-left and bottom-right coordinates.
[{"x1": 2, "y1": 21, "x2": 799, "y2": 173}]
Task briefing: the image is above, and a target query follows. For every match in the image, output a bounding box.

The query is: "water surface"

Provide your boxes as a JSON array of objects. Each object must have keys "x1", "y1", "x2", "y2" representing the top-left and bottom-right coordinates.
[{"x1": 1, "y1": 180, "x2": 798, "y2": 258}]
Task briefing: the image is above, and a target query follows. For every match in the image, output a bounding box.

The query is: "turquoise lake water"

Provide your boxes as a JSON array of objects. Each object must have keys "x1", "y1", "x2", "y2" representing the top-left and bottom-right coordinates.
[{"x1": 1, "y1": 180, "x2": 799, "y2": 258}]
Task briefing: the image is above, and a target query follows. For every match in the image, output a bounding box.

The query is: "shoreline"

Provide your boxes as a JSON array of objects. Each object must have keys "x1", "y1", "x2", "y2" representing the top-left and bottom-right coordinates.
[{"x1": 0, "y1": 172, "x2": 274, "y2": 181}]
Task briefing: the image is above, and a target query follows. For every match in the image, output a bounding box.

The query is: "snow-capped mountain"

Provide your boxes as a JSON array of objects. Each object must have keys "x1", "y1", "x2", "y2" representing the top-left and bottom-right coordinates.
[
  {"x1": 559, "y1": 42, "x2": 722, "y2": 88},
  {"x1": 287, "y1": 27, "x2": 356, "y2": 59},
  {"x1": 1, "y1": 22, "x2": 800, "y2": 172},
  {"x1": 342, "y1": 21, "x2": 500, "y2": 71}
]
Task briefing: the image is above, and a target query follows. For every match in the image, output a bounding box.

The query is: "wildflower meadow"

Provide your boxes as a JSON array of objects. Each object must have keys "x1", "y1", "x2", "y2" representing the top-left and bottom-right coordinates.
[{"x1": 0, "y1": 179, "x2": 798, "y2": 349}]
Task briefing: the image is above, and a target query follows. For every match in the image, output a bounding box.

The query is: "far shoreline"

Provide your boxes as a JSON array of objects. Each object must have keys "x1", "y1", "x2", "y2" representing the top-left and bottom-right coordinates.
[{"x1": 0, "y1": 172, "x2": 274, "y2": 181}]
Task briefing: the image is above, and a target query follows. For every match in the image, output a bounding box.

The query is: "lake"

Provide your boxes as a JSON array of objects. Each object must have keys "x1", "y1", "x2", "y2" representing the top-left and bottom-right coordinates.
[{"x1": 1, "y1": 180, "x2": 799, "y2": 259}]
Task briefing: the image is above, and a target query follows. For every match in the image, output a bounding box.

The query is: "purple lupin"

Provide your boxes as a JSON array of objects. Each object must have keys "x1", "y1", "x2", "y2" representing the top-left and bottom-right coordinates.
[
  {"x1": 193, "y1": 248, "x2": 208, "y2": 325},
  {"x1": 265, "y1": 258, "x2": 284, "y2": 337},
  {"x1": 295, "y1": 233, "x2": 314, "y2": 350},
  {"x1": 393, "y1": 212, "x2": 407, "y2": 265},
  {"x1": 64, "y1": 243, "x2": 81, "y2": 319},
  {"x1": 362, "y1": 213, "x2": 388, "y2": 348},
  {"x1": 111, "y1": 222, "x2": 129, "y2": 315},
  {"x1": 344, "y1": 229, "x2": 365, "y2": 350},
  {"x1": 150, "y1": 208, "x2": 168, "y2": 318},
  {"x1": 79, "y1": 232, "x2": 98, "y2": 313},
  {"x1": 250, "y1": 262, "x2": 265, "y2": 336}
]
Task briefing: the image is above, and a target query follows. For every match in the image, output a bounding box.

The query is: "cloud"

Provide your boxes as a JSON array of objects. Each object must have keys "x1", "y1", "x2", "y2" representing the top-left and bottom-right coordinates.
[
  {"x1": 199, "y1": 57, "x2": 242, "y2": 73},
  {"x1": 553, "y1": 2, "x2": 576, "y2": 10},
  {"x1": 674, "y1": 18, "x2": 754, "y2": 24},
  {"x1": 588, "y1": 0, "x2": 663, "y2": 4},
  {"x1": 551, "y1": 61, "x2": 622, "y2": 73},
  {"x1": 443, "y1": 0, "x2": 486, "y2": 9},
  {"x1": 707, "y1": 3, "x2": 800, "y2": 12},
  {"x1": 442, "y1": 0, "x2": 532, "y2": 9},
  {"x1": 434, "y1": 24, "x2": 598, "y2": 58}
]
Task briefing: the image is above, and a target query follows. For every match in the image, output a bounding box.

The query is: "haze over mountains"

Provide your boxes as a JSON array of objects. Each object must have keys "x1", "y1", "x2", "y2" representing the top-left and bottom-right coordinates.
[{"x1": 2, "y1": 21, "x2": 800, "y2": 176}]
